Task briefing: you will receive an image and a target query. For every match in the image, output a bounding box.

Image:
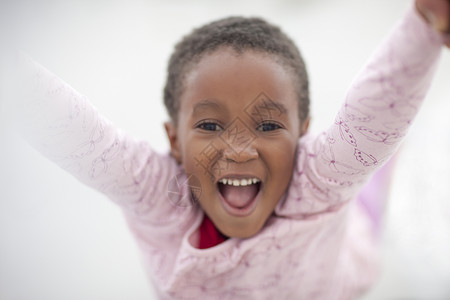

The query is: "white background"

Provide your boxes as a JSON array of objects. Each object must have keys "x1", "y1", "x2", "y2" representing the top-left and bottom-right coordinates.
[{"x1": 1, "y1": 0, "x2": 449, "y2": 299}]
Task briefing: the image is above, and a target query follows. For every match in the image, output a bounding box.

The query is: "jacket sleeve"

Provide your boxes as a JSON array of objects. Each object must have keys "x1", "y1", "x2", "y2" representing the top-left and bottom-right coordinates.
[
  {"x1": 282, "y1": 7, "x2": 444, "y2": 215},
  {"x1": 8, "y1": 54, "x2": 181, "y2": 218}
]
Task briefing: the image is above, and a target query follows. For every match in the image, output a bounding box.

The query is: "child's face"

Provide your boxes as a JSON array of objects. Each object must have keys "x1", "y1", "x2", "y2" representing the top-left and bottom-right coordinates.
[{"x1": 165, "y1": 48, "x2": 309, "y2": 238}]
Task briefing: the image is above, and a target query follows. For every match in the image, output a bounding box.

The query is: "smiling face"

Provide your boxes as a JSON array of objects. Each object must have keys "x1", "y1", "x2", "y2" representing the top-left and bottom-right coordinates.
[{"x1": 165, "y1": 48, "x2": 309, "y2": 238}]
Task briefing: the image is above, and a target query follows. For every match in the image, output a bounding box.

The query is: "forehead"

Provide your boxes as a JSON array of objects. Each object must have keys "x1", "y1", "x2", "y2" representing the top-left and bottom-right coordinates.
[{"x1": 179, "y1": 48, "x2": 298, "y2": 117}]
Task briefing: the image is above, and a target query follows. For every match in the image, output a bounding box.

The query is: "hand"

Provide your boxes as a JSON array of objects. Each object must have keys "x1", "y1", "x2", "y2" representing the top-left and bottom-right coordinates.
[{"x1": 416, "y1": 0, "x2": 450, "y2": 46}]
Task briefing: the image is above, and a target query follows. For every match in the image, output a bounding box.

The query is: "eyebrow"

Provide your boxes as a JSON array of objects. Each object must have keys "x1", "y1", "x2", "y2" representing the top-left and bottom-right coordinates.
[
  {"x1": 192, "y1": 99, "x2": 223, "y2": 115},
  {"x1": 255, "y1": 100, "x2": 287, "y2": 115},
  {"x1": 248, "y1": 98, "x2": 288, "y2": 119}
]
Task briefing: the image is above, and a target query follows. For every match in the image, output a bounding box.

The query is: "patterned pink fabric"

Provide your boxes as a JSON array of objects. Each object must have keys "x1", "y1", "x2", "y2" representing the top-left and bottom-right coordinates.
[{"x1": 16, "y1": 7, "x2": 443, "y2": 300}]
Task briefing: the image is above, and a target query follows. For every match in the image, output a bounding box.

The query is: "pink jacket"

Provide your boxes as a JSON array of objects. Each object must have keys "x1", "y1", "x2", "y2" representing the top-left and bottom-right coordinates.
[{"x1": 16, "y1": 7, "x2": 442, "y2": 300}]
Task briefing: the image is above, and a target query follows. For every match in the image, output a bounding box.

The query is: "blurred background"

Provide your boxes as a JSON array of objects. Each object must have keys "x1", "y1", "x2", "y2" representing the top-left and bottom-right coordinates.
[{"x1": 0, "y1": 0, "x2": 449, "y2": 299}]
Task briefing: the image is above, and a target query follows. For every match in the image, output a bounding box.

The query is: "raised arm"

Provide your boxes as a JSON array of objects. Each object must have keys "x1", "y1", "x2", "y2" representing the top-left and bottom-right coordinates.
[
  {"x1": 297, "y1": 4, "x2": 446, "y2": 210},
  {"x1": 7, "y1": 55, "x2": 177, "y2": 213}
]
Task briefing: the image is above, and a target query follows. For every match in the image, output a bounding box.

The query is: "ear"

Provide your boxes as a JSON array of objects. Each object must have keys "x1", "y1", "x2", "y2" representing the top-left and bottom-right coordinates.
[
  {"x1": 300, "y1": 116, "x2": 311, "y2": 137},
  {"x1": 164, "y1": 121, "x2": 182, "y2": 164}
]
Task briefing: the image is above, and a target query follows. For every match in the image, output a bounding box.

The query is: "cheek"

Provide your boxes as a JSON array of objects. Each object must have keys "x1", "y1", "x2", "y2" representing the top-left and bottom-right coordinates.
[
  {"x1": 182, "y1": 143, "x2": 201, "y2": 174},
  {"x1": 181, "y1": 136, "x2": 217, "y2": 182},
  {"x1": 261, "y1": 137, "x2": 297, "y2": 180}
]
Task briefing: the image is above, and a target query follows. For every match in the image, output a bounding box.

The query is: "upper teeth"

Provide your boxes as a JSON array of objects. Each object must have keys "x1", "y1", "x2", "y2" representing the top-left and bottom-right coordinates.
[{"x1": 219, "y1": 178, "x2": 260, "y2": 186}]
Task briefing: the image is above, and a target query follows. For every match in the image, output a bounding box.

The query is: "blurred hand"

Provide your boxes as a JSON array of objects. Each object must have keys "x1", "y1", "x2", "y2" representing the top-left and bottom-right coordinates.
[{"x1": 416, "y1": 0, "x2": 450, "y2": 46}]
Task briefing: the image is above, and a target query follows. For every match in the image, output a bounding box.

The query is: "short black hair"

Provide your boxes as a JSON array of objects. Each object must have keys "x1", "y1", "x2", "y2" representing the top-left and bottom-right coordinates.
[{"x1": 163, "y1": 16, "x2": 309, "y2": 125}]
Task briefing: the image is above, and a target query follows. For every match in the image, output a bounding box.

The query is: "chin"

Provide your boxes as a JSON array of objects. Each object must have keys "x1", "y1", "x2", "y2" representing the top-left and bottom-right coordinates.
[{"x1": 217, "y1": 216, "x2": 266, "y2": 239}]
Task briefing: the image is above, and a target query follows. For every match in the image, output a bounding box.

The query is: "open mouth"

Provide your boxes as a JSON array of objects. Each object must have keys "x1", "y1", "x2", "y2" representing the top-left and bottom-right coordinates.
[{"x1": 217, "y1": 177, "x2": 261, "y2": 217}]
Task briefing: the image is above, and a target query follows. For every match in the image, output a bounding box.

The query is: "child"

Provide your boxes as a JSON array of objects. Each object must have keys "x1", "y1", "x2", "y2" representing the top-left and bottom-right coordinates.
[{"x1": 9, "y1": 0, "x2": 449, "y2": 299}]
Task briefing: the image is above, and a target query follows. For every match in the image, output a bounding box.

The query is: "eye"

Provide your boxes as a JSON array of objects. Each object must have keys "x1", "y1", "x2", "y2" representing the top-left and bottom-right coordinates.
[
  {"x1": 197, "y1": 121, "x2": 223, "y2": 131},
  {"x1": 257, "y1": 122, "x2": 282, "y2": 132}
]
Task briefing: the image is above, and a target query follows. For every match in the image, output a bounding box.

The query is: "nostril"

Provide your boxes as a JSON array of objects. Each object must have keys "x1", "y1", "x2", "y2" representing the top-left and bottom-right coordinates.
[{"x1": 223, "y1": 147, "x2": 258, "y2": 163}]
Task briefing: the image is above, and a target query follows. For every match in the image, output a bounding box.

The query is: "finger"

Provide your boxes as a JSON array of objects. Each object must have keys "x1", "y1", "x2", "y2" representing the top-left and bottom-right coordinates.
[
  {"x1": 416, "y1": 0, "x2": 450, "y2": 32},
  {"x1": 445, "y1": 34, "x2": 450, "y2": 47}
]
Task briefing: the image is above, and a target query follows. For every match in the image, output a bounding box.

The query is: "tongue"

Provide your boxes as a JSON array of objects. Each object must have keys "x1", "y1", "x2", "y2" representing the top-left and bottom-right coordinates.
[{"x1": 221, "y1": 184, "x2": 258, "y2": 208}]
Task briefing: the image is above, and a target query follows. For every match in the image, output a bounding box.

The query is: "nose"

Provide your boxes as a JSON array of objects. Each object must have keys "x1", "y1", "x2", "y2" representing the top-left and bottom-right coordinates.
[{"x1": 222, "y1": 143, "x2": 258, "y2": 163}]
